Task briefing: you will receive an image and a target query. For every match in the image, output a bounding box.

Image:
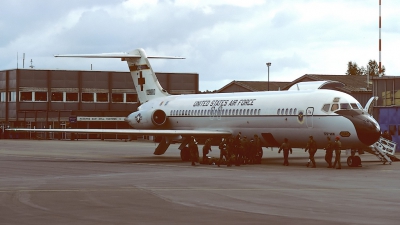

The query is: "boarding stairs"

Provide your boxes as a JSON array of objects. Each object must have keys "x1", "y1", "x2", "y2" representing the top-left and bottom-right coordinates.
[{"x1": 364, "y1": 137, "x2": 398, "y2": 165}]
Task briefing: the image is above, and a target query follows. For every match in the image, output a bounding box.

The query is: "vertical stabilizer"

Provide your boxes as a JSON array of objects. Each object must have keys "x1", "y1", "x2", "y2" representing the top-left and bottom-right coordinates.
[{"x1": 124, "y1": 49, "x2": 170, "y2": 104}]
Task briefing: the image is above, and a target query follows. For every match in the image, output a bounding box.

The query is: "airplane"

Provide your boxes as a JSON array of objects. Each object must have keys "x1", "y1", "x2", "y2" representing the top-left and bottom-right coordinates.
[{"x1": 7, "y1": 48, "x2": 382, "y2": 166}]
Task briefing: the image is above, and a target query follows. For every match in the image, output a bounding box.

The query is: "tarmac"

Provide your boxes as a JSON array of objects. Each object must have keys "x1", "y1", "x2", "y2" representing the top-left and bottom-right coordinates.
[{"x1": 1, "y1": 139, "x2": 400, "y2": 225}]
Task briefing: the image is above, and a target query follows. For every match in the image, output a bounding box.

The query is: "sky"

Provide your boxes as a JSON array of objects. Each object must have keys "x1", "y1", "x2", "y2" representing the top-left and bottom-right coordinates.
[{"x1": 1, "y1": 0, "x2": 399, "y2": 91}]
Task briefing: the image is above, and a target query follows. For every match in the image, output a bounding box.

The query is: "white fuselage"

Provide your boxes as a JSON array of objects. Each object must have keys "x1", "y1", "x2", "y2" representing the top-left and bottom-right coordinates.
[{"x1": 127, "y1": 89, "x2": 378, "y2": 150}]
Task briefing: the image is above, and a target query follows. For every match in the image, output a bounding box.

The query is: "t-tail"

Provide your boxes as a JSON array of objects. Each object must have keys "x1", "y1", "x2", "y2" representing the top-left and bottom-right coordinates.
[{"x1": 54, "y1": 48, "x2": 184, "y2": 104}]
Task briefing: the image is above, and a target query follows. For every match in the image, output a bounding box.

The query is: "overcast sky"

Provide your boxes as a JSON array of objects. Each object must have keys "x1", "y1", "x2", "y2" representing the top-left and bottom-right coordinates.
[{"x1": 1, "y1": 0, "x2": 399, "y2": 91}]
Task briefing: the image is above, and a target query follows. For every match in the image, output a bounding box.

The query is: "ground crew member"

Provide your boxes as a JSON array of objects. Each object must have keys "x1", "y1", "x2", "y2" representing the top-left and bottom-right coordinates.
[
  {"x1": 217, "y1": 138, "x2": 226, "y2": 167},
  {"x1": 382, "y1": 130, "x2": 392, "y2": 141},
  {"x1": 241, "y1": 136, "x2": 249, "y2": 164},
  {"x1": 234, "y1": 133, "x2": 242, "y2": 166},
  {"x1": 253, "y1": 134, "x2": 262, "y2": 164},
  {"x1": 188, "y1": 136, "x2": 199, "y2": 166},
  {"x1": 332, "y1": 136, "x2": 342, "y2": 169},
  {"x1": 305, "y1": 135, "x2": 317, "y2": 168},
  {"x1": 278, "y1": 138, "x2": 292, "y2": 166},
  {"x1": 202, "y1": 138, "x2": 212, "y2": 164},
  {"x1": 248, "y1": 138, "x2": 255, "y2": 164},
  {"x1": 325, "y1": 136, "x2": 334, "y2": 168}
]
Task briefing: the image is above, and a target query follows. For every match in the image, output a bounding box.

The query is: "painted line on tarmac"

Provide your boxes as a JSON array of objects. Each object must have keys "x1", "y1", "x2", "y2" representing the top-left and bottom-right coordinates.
[{"x1": 1, "y1": 187, "x2": 400, "y2": 193}]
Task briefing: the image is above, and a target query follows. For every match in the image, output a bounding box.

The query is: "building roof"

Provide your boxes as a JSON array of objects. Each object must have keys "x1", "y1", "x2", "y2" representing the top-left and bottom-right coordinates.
[
  {"x1": 218, "y1": 80, "x2": 291, "y2": 92},
  {"x1": 284, "y1": 74, "x2": 372, "y2": 93}
]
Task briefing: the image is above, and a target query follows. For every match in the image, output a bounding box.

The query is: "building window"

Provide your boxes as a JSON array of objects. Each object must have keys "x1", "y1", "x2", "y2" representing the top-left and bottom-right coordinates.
[
  {"x1": 82, "y1": 93, "x2": 94, "y2": 102},
  {"x1": 96, "y1": 93, "x2": 108, "y2": 102},
  {"x1": 112, "y1": 93, "x2": 123, "y2": 103},
  {"x1": 66, "y1": 93, "x2": 78, "y2": 102},
  {"x1": 51, "y1": 92, "x2": 63, "y2": 102},
  {"x1": 35, "y1": 92, "x2": 47, "y2": 101},
  {"x1": 8, "y1": 92, "x2": 16, "y2": 102},
  {"x1": 20, "y1": 91, "x2": 32, "y2": 101},
  {"x1": 126, "y1": 93, "x2": 137, "y2": 103},
  {"x1": 0, "y1": 92, "x2": 5, "y2": 102}
]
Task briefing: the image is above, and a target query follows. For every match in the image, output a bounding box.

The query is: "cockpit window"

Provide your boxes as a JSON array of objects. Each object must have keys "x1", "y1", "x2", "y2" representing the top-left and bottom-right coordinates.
[
  {"x1": 340, "y1": 103, "x2": 351, "y2": 110},
  {"x1": 322, "y1": 104, "x2": 330, "y2": 112},
  {"x1": 350, "y1": 103, "x2": 360, "y2": 109},
  {"x1": 331, "y1": 104, "x2": 339, "y2": 111}
]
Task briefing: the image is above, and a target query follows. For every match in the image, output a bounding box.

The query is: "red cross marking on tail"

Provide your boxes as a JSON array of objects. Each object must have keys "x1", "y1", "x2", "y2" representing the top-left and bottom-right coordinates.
[{"x1": 138, "y1": 71, "x2": 145, "y2": 91}]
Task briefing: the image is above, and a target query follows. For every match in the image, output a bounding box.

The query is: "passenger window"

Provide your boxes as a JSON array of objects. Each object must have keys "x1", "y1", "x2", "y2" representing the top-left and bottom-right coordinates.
[
  {"x1": 285, "y1": 108, "x2": 288, "y2": 115},
  {"x1": 331, "y1": 104, "x2": 339, "y2": 111},
  {"x1": 277, "y1": 109, "x2": 280, "y2": 115},
  {"x1": 322, "y1": 104, "x2": 330, "y2": 112},
  {"x1": 289, "y1": 108, "x2": 292, "y2": 115}
]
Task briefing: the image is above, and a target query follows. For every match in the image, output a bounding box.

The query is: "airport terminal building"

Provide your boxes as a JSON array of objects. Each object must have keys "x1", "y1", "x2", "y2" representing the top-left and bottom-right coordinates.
[{"x1": 0, "y1": 69, "x2": 198, "y2": 139}]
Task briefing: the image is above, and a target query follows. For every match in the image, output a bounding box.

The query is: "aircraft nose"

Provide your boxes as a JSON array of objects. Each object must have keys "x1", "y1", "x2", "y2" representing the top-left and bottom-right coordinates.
[
  {"x1": 335, "y1": 110, "x2": 381, "y2": 146},
  {"x1": 356, "y1": 117, "x2": 381, "y2": 146}
]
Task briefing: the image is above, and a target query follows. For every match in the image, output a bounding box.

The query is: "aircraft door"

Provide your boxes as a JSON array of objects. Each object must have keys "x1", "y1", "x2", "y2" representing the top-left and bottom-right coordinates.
[
  {"x1": 210, "y1": 106, "x2": 222, "y2": 120},
  {"x1": 306, "y1": 107, "x2": 314, "y2": 128}
]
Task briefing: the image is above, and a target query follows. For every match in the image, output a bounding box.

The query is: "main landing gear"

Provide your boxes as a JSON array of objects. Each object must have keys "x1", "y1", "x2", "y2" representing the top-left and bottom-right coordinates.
[
  {"x1": 180, "y1": 147, "x2": 190, "y2": 161},
  {"x1": 347, "y1": 149, "x2": 362, "y2": 167}
]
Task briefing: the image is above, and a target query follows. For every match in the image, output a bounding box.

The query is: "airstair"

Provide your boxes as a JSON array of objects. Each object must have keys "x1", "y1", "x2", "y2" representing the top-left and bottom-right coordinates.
[{"x1": 364, "y1": 137, "x2": 398, "y2": 165}]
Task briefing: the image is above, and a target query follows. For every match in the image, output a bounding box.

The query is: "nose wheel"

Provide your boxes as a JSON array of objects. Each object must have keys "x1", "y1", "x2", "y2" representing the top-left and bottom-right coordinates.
[{"x1": 347, "y1": 156, "x2": 362, "y2": 167}]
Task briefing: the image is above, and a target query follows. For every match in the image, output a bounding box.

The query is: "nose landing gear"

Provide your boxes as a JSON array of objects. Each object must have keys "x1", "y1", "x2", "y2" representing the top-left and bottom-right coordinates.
[{"x1": 347, "y1": 149, "x2": 362, "y2": 167}]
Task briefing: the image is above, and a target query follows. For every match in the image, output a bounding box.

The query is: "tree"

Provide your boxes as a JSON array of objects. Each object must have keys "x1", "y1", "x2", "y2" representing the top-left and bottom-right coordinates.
[
  {"x1": 346, "y1": 61, "x2": 363, "y2": 76},
  {"x1": 366, "y1": 60, "x2": 385, "y2": 76},
  {"x1": 345, "y1": 60, "x2": 385, "y2": 76}
]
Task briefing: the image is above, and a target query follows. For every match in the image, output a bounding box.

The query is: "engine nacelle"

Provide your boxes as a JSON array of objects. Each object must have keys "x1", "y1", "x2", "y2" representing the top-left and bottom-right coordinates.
[{"x1": 127, "y1": 109, "x2": 168, "y2": 129}]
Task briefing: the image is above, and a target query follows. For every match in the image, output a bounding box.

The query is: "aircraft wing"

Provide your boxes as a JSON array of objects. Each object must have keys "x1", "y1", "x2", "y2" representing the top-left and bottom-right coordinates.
[{"x1": 6, "y1": 128, "x2": 232, "y2": 137}]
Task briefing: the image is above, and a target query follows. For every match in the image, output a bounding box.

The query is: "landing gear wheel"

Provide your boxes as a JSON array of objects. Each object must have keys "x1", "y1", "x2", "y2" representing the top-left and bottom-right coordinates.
[
  {"x1": 347, "y1": 156, "x2": 354, "y2": 167},
  {"x1": 353, "y1": 156, "x2": 361, "y2": 167},
  {"x1": 347, "y1": 156, "x2": 362, "y2": 167},
  {"x1": 180, "y1": 147, "x2": 190, "y2": 161}
]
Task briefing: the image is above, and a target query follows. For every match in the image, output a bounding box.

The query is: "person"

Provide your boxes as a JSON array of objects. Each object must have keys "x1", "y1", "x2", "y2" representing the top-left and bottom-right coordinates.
[
  {"x1": 234, "y1": 133, "x2": 242, "y2": 166},
  {"x1": 217, "y1": 138, "x2": 227, "y2": 167},
  {"x1": 324, "y1": 136, "x2": 334, "y2": 168},
  {"x1": 382, "y1": 130, "x2": 392, "y2": 141},
  {"x1": 278, "y1": 138, "x2": 292, "y2": 166},
  {"x1": 248, "y1": 138, "x2": 255, "y2": 164},
  {"x1": 241, "y1": 136, "x2": 249, "y2": 164},
  {"x1": 202, "y1": 138, "x2": 212, "y2": 164},
  {"x1": 226, "y1": 136, "x2": 235, "y2": 167},
  {"x1": 253, "y1": 134, "x2": 262, "y2": 164},
  {"x1": 332, "y1": 136, "x2": 342, "y2": 169},
  {"x1": 305, "y1": 135, "x2": 317, "y2": 168},
  {"x1": 188, "y1": 136, "x2": 199, "y2": 166}
]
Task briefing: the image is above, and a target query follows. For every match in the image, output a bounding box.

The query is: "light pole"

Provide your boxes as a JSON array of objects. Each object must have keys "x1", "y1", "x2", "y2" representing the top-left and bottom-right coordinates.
[{"x1": 266, "y1": 62, "x2": 271, "y2": 91}]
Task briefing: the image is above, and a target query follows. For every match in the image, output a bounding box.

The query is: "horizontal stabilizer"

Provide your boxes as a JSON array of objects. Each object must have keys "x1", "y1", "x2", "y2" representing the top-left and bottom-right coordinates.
[{"x1": 54, "y1": 53, "x2": 184, "y2": 59}]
